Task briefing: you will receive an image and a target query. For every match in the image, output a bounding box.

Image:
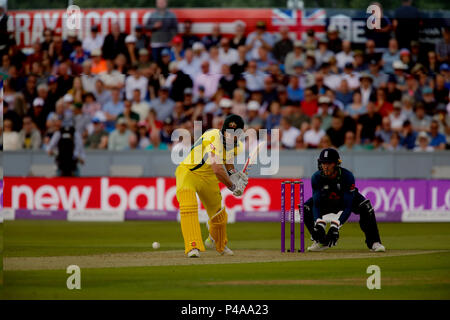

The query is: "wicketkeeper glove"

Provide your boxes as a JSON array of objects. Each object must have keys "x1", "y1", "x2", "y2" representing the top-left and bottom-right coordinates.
[
  {"x1": 325, "y1": 220, "x2": 340, "y2": 247},
  {"x1": 313, "y1": 219, "x2": 327, "y2": 243}
]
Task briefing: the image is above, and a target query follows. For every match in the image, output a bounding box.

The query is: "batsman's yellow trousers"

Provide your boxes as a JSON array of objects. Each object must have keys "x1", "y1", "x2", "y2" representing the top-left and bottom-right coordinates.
[{"x1": 175, "y1": 165, "x2": 224, "y2": 254}]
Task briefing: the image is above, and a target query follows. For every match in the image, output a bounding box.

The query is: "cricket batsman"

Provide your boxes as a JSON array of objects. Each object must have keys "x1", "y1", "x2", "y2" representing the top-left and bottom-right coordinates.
[
  {"x1": 303, "y1": 148, "x2": 386, "y2": 252},
  {"x1": 175, "y1": 114, "x2": 248, "y2": 258}
]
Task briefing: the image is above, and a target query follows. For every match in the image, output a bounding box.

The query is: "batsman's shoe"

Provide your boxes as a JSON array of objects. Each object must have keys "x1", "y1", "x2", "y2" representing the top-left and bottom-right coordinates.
[
  {"x1": 204, "y1": 235, "x2": 215, "y2": 249},
  {"x1": 220, "y1": 246, "x2": 234, "y2": 256},
  {"x1": 187, "y1": 248, "x2": 200, "y2": 258},
  {"x1": 371, "y1": 242, "x2": 386, "y2": 252},
  {"x1": 307, "y1": 241, "x2": 329, "y2": 252}
]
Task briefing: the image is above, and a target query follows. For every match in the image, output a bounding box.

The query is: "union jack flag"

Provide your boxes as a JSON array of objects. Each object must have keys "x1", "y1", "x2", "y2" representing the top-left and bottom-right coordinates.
[{"x1": 271, "y1": 9, "x2": 326, "y2": 40}]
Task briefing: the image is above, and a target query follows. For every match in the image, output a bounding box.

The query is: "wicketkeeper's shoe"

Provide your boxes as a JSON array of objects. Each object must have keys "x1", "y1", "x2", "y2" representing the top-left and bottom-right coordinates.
[
  {"x1": 187, "y1": 248, "x2": 200, "y2": 258},
  {"x1": 220, "y1": 246, "x2": 234, "y2": 256},
  {"x1": 371, "y1": 242, "x2": 386, "y2": 252},
  {"x1": 307, "y1": 241, "x2": 329, "y2": 252},
  {"x1": 204, "y1": 235, "x2": 215, "y2": 249}
]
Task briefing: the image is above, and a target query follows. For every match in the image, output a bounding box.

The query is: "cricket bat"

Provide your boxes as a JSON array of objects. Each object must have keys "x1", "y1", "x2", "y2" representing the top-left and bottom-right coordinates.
[{"x1": 242, "y1": 141, "x2": 267, "y2": 175}]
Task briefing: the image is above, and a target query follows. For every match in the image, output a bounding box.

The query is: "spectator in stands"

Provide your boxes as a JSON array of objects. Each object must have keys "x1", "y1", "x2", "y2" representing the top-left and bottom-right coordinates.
[
  {"x1": 218, "y1": 37, "x2": 238, "y2": 66},
  {"x1": 266, "y1": 101, "x2": 282, "y2": 132},
  {"x1": 231, "y1": 45, "x2": 248, "y2": 77},
  {"x1": 356, "y1": 72, "x2": 376, "y2": 107},
  {"x1": 100, "y1": 60, "x2": 125, "y2": 90},
  {"x1": 102, "y1": 22, "x2": 128, "y2": 61},
  {"x1": 246, "y1": 100, "x2": 264, "y2": 131},
  {"x1": 410, "y1": 102, "x2": 432, "y2": 132},
  {"x1": 193, "y1": 60, "x2": 220, "y2": 99},
  {"x1": 421, "y1": 86, "x2": 437, "y2": 115},
  {"x1": 3, "y1": 118, "x2": 20, "y2": 150},
  {"x1": 208, "y1": 46, "x2": 222, "y2": 75},
  {"x1": 345, "y1": 91, "x2": 366, "y2": 119},
  {"x1": 202, "y1": 23, "x2": 222, "y2": 50},
  {"x1": 357, "y1": 100, "x2": 382, "y2": 144},
  {"x1": 146, "y1": 0, "x2": 178, "y2": 63},
  {"x1": 280, "y1": 116, "x2": 300, "y2": 149},
  {"x1": 385, "y1": 132, "x2": 403, "y2": 151},
  {"x1": 326, "y1": 115, "x2": 346, "y2": 148},
  {"x1": 382, "y1": 38, "x2": 400, "y2": 75},
  {"x1": 376, "y1": 116, "x2": 393, "y2": 144},
  {"x1": 131, "y1": 88, "x2": 150, "y2": 121},
  {"x1": 436, "y1": 27, "x2": 450, "y2": 63},
  {"x1": 413, "y1": 131, "x2": 434, "y2": 152},
  {"x1": 375, "y1": 88, "x2": 393, "y2": 117},
  {"x1": 326, "y1": 26, "x2": 342, "y2": 54},
  {"x1": 80, "y1": 60, "x2": 96, "y2": 94},
  {"x1": 108, "y1": 118, "x2": 132, "y2": 151},
  {"x1": 434, "y1": 74, "x2": 449, "y2": 104},
  {"x1": 18, "y1": 116, "x2": 41, "y2": 150},
  {"x1": 150, "y1": 86, "x2": 175, "y2": 121},
  {"x1": 336, "y1": 40, "x2": 354, "y2": 70},
  {"x1": 303, "y1": 116, "x2": 325, "y2": 149},
  {"x1": 85, "y1": 117, "x2": 108, "y2": 149},
  {"x1": 103, "y1": 87, "x2": 124, "y2": 127},
  {"x1": 231, "y1": 88, "x2": 247, "y2": 119},
  {"x1": 386, "y1": 74, "x2": 402, "y2": 103},
  {"x1": 178, "y1": 48, "x2": 200, "y2": 80},
  {"x1": 315, "y1": 39, "x2": 334, "y2": 68},
  {"x1": 339, "y1": 130, "x2": 362, "y2": 151},
  {"x1": 242, "y1": 60, "x2": 265, "y2": 92},
  {"x1": 429, "y1": 120, "x2": 446, "y2": 150},
  {"x1": 231, "y1": 22, "x2": 246, "y2": 49},
  {"x1": 125, "y1": 66, "x2": 148, "y2": 101},
  {"x1": 272, "y1": 26, "x2": 293, "y2": 63},
  {"x1": 82, "y1": 92, "x2": 101, "y2": 118},
  {"x1": 182, "y1": 19, "x2": 199, "y2": 49},
  {"x1": 393, "y1": 0, "x2": 421, "y2": 50},
  {"x1": 246, "y1": 21, "x2": 274, "y2": 61},
  {"x1": 368, "y1": 59, "x2": 388, "y2": 88},
  {"x1": 389, "y1": 101, "x2": 407, "y2": 131},
  {"x1": 83, "y1": 25, "x2": 104, "y2": 55},
  {"x1": 118, "y1": 99, "x2": 140, "y2": 128},
  {"x1": 40, "y1": 28, "x2": 54, "y2": 52},
  {"x1": 400, "y1": 119, "x2": 417, "y2": 150}
]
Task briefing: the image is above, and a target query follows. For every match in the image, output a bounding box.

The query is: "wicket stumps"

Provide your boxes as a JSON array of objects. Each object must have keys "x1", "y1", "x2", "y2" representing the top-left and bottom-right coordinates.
[{"x1": 281, "y1": 181, "x2": 305, "y2": 253}]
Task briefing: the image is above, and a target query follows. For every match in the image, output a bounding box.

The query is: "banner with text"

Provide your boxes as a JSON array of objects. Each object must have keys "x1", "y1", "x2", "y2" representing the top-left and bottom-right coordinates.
[{"x1": 3, "y1": 177, "x2": 450, "y2": 222}]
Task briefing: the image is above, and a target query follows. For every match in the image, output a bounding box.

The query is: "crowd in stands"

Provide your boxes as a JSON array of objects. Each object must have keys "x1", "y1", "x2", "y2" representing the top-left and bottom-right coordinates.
[{"x1": 1, "y1": 0, "x2": 449, "y2": 154}]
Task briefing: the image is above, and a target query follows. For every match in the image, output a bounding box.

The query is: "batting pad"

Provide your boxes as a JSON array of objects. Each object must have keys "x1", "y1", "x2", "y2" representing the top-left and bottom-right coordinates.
[
  {"x1": 177, "y1": 189, "x2": 205, "y2": 254},
  {"x1": 209, "y1": 208, "x2": 228, "y2": 253}
]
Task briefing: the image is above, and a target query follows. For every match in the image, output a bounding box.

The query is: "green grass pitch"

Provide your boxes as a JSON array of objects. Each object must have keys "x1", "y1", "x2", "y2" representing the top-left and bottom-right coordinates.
[{"x1": 1, "y1": 220, "x2": 450, "y2": 299}]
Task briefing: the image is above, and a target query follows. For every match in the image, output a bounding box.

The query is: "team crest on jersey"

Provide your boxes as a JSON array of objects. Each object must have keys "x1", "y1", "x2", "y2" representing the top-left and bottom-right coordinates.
[
  {"x1": 191, "y1": 241, "x2": 197, "y2": 247},
  {"x1": 228, "y1": 121, "x2": 237, "y2": 129}
]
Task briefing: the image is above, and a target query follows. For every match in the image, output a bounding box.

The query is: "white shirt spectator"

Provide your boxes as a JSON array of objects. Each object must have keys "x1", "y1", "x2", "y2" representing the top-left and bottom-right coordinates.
[
  {"x1": 132, "y1": 101, "x2": 151, "y2": 121},
  {"x1": 303, "y1": 128, "x2": 326, "y2": 147},
  {"x1": 243, "y1": 70, "x2": 266, "y2": 92},
  {"x1": 193, "y1": 73, "x2": 221, "y2": 99},
  {"x1": 81, "y1": 74, "x2": 97, "y2": 93},
  {"x1": 83, "y1": 34, "x2": 105, "y2": 54},
  {"x1": 125, "y1": 75, "x2": 148, "y2": 101},
  {"x1": 3, "y1": 131, "x2": 20, "y2": 150},
  {"x1": 219, "y1": 47, "x2": 239, "y2": 65},
  {"x1": 336, "y1": 51, "x2": 354, "y2": 70},
  {"x1": 178, "y1": 58, "x2": 201, "y2": 80},
  {"x1": 324, "y1": 73, "x2": 342, "y2": 90},
  {"x1": 389, "y1": 112, "x2": 407, "y2": 130},
  {"x1": 100, "y1": 71, "x2": 125, "y2": 88},
  {"x1": 281, "y1": 126, "x2": 301, "y2": 149},
  {"x1": 245, "y1": 31, "x2": 275, "y2": 60},
  {"x1": 341, "y1": 72, "x2": 360, "y2": 90}
]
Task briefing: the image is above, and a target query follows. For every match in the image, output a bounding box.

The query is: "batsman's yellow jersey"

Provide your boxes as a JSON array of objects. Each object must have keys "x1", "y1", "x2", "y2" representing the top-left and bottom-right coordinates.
[{"x1": 179, "y1": 129, "x2": 243, "y2": 177}]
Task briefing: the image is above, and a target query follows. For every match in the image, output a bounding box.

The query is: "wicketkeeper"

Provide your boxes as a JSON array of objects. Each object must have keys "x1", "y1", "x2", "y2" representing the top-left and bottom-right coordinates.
[
  {"x1": 175, "y1": 114, "x2": 248, "y2": 257},
  {"x1": 303, "y1": 148, "x2": 386, "y2": 252}
]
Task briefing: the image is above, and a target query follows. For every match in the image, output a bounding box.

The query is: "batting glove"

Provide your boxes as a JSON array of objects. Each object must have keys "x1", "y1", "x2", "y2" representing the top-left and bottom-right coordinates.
[
  {"x1": 313, "y1": 219, "x2": 327, "y2": 243},
  {"x1": 325, "y1": 220, "x2": 340, "y2": 247}
]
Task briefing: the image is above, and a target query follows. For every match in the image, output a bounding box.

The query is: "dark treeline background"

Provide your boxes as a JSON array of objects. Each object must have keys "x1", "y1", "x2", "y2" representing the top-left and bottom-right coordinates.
[{"x1": 7, "y1": 0, "x2": 450, "y2": 11}]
